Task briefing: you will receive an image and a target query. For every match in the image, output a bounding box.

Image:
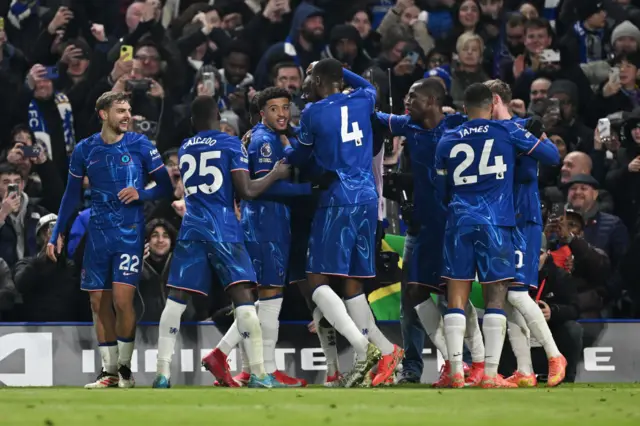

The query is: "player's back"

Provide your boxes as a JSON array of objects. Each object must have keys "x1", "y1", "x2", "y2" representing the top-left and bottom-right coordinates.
[
  {"x1": 76, "y1": 132, "x2": 160, "y2": 229},
  {"x1": 178, "y1": 130, "x2": 246, "y2": 242},
  {"x1": 302, "y1": 88, "x2": 377, "y2": 206},
  {"x1": 438, "y1": 119, "x2": 517, "y2": 227}
]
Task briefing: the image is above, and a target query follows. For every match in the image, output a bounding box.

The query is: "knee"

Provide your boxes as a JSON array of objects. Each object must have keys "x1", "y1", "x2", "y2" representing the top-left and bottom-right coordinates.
[
  {"x1": 405, "y1": 284, "x2": 430, "y2": 307},
  {"x1": 113, "y1": 294, "x2": 134, "y2": 314},
  {"x1": 168, "y1": 288, "x2": 191, "y2": 304}
]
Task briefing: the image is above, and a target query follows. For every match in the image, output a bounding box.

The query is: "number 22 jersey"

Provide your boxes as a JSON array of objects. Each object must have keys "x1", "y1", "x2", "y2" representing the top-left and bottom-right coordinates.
[
  {"x1": 435, "y1": 119, "x2": 553, "y2": 228},
  {"x1": 177, "y1": 130, "x2": 248, "y2": 242}
]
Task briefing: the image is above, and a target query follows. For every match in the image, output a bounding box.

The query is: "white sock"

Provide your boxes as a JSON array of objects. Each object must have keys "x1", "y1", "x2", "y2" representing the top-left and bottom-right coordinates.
[
  {"x1": 504, "y1": 301, "x2": 533, "y2": 375},
  {"x1": 236, "y1": 305, "x2": 265, "y2": 377},
  {"x1": 239, "y1": 343, "x2": 250, "y2": 373},
  {"x1": 216, "y1": 320, "x2": 243, "y2": 356},
  {"x1": 257, "y1": 296, "x2": 283, "y2": 374},
  {"x1": 313, "y1": 308, "x2": 339, "y2": 376},
  {"x1": 508, "y1": 291, "x2": 561, "y2": 358},
  {"x1": 464, "y1": 301, "x2": 485, "y2": 363},
  {"x1": 98, "y1": 342, "x2": 118, "y2": 375},
  {"x1": 482, "y1": 311, "x2": 507, "y2": 377},
  {"x1": 345, "y1": 294, "x2": 394, "y2": 355},
  {"x1": 156, "y1": 298, "x2": 187, "y2": 379},
  {"x1": 117, "y1": 337, "x2": 135, "y2": 369},
  {"x1": 312, "y1": 285, "x2": 369, "y2": 360},
  {"x1": 414, "y1": 298, "x2": 448, "y2": 359},
  {"x1": 444, "y1": 311, "x2": 466, "y2": 375}
]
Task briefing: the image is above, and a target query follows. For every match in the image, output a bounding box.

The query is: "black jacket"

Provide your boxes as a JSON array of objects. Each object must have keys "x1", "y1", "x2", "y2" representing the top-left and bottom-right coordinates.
[
  {"x1": 0, "y1": 258, "x2": 20, "y2": 321},
  {"x1": 0, "y1": 198, "x2": 48, "y2": 268},
  {"x1": 537, "y1": 255, "x2": 581, "y2": 326}
]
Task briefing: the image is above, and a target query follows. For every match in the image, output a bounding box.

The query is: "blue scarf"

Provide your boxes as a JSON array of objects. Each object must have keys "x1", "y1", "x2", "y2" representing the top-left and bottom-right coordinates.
[
  {"x1": 28, "y1": 92, "x2": 76, "y2": 160},
  {"x1": 573, "y1": 22, "x2": 604, "y2": 64},
  {"x1": 284, "y1": 36, "x2": 301, "y2": 67}
]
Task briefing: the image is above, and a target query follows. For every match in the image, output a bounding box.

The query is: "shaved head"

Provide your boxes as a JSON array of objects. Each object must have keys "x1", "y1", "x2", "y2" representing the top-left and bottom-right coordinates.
[{"x1": 560, "y1": 151, "x2": 592, "y2": 184}]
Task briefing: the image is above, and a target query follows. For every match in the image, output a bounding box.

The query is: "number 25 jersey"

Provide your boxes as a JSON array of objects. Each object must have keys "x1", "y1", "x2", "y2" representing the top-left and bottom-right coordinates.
[
  {"x1": 299, "y1": 87, "x2": 378, "y2": 207},
  {"x1": 178, "y1": 130, "x2": 248, "y2": 242},
  {"x1": 435, "y1": 118, "x2": 542, "y2": 228}
]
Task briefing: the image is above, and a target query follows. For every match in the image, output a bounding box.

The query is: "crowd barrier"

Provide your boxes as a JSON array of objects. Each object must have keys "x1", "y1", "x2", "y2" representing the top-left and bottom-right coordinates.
[{"x1": 0, "y1": 321, "x2": 636, "y2": 386}]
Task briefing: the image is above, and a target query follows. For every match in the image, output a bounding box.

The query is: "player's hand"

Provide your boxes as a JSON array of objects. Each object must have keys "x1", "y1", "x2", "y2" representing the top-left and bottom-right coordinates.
[
  {"x1": 628, "y1": 156, "x2": 640, "y2": 173},
  {"x1": 538, "y1": 300, "x2": 551, "y2": 321},
  {"x1": 306, "y1": 61, "x2": 318, "y2": 75},
  {"x1": 46, "y1": 235, "x2": 64, "y2": 262},
  {"x1": 509, "y1": 99, "x2": 526, "y2": 117},
  {"x1": 442, "y1": 106, "x2": 456, "y2": 114},
  {"x1": 241, "y1": 130, "x2": 252, "y2": 146},
  {"x1": 172, "y1": 199, "x2": 186, "y2": 217},
  {"x1": 272, "y1": 160, "x2": 291, "y2": 180},
  {"x1": 279, "y1": 134, "x2": 291, "y2": 148},
  {"x1": 118, "y1": 187, "x2": 140, "y2": 204},
  {"x1": 307, "y1": 321, "x2": 317, "y2": 334},
  {"x1": 143, "y1": 242, "x2": 150, "y2": 260}
]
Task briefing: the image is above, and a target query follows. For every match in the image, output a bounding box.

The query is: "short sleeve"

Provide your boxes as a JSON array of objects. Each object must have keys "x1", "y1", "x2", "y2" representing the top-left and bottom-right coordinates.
[
  {"x1": 231, "y1": 142, "x2": 250, "y2": 172},
  {"x1": 140, "y1": 137, "x2": 164, "y2": 174},
  {"x1": 68, "y1": 144, "x2": 85, "y2": 178},
  {"x1": 299, "y1": 107, "x2": 314, "y2": 146},
  {"x1": 251, "y1": 137, "x2": 276, "y2": 174}
]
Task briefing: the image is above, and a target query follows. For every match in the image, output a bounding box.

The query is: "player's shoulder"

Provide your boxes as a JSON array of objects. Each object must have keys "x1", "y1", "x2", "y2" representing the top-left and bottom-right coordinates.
[
  {"x1": 248, "y1": 124, "x2": 275, "y2": 149},
  {"x1": 441, "y1": 113, "x2": 467, "y2": 129}
]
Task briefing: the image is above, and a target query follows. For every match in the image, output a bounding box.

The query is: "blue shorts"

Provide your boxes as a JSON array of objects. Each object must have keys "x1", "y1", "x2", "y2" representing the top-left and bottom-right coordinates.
[
  {"x1": 245, "y1": 241, "x2": 289, "y2": 287},
  {"x1": 442, "y1": 225, "x2": 515, "y2": 284},
  {"x1": 167, "y1": 240, "x2": 256, "y2": 296},
  {"x1": 513, "y1": 223, "x2": 543, "y2": 288},
  {"x1": 81, "y1": 225, "x2": 144, "y2": 291},
  {"x1": 307, "y1": 202, "x2": 377, "y2": 277},
  {"x1": 407, "y1": 225, "x2": 445, "y2": 290}
]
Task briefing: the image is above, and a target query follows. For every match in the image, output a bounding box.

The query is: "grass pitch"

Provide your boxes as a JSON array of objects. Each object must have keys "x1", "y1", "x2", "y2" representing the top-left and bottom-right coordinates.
[{"x1": 0, "y1": 384, "x2": 638, "y2": 426}]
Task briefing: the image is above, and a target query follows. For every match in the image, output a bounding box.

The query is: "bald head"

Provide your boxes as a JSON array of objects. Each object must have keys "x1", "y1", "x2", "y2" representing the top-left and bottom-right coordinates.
[{"x1": 560, "y1": 151, "x2": 592, "y2": 184}]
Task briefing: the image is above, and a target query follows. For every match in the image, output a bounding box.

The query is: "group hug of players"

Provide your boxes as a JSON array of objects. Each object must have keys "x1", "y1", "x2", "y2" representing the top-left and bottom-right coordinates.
[{"x1": 46, "y1": 56, "x2": 566, "y2": 389}]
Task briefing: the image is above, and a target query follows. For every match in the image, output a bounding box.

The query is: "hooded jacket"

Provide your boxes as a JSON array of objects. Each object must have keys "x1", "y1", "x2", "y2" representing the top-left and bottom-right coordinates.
[
  {"x1": 320, "y1": 24, "x2": 371, "y2": 76},
  {"x1": 254, "y1": 3, "x2": 324, "y2": 89}
]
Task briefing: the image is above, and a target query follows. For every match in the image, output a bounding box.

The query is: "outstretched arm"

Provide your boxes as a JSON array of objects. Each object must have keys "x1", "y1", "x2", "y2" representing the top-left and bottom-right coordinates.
[
  {"x1": 49, "y1": 175, "x2": 83, "y2": 245},
  {"x1": 232, "y1": 162, "x2": 291, "y2": 200},
  {"x1": 138, "y1": 166, "x2": 174, "y2": 201}
]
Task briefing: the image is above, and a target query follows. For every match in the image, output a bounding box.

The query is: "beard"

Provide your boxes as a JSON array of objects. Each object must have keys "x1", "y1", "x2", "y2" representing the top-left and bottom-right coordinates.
[
  {"x1": 301, "y1": 27, "x2": 324, "y2": 45},
  {"x1": 335, "y1": 49, "x2": 356, "y2": 66},
  {"x1": 509, "y1": 43, "x2": 525, "y2": 57}
]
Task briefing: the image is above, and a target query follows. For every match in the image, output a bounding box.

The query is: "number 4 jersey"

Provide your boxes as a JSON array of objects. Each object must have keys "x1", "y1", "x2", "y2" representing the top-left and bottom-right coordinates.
[
  {"x1": 298, "y1": 69, "x2": 378, "y2": 207},
  {"x1": 178, "y1": 130, "x2": 248, "y2": 242},
  {"x1": 435, "y1": 118, "x2": 559, "y2": 228}
]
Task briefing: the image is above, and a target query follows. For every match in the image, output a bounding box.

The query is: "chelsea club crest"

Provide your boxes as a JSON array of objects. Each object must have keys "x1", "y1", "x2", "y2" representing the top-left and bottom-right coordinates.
[{"x1": 260, "y1": 142, "x2": 272, "y2": 157}]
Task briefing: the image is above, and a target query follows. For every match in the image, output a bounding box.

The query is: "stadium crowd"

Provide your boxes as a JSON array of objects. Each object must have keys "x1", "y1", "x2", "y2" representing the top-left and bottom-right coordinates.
[{"x1": 0, "y1": 0, "x2": 640, "y2": 385}]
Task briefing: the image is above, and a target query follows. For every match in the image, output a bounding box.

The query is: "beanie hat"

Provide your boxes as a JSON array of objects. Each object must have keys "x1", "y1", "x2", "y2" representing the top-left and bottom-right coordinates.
[
  {"x1": 577, "y1": 0, "x2": 604, "y2": 22},
  {"x1": 611, "y1": 20, "x2": 640, "y2": 46},
  {"x1": 424, "y1": 66, "x2": 452, "y2": 92}
]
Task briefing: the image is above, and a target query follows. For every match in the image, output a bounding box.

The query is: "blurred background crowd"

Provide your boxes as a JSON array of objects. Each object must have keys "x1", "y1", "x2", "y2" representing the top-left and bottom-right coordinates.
[{"x1": 1, "y1": 0, "x2": 640, "y2": 355}]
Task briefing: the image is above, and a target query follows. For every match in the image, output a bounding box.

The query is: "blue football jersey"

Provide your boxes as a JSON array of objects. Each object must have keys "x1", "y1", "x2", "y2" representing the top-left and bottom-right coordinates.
[
  {"x1": 375, "y1": 112, "x2": 466, "y2": 226},
  {"x1": 178, "y1": 130, "x2": 248, "y2": 242},
  {"x1": 435, "y1": 118, "x2": 550, "y2": 228},
  {"x1": 513, "y1": 118, "x2": 543, "y2": 226},
  {"x1": 68, "y1": 132, "x2": 163, "y2": 229},
  {"x1": 241, "y1": 123, "x2": 311, "y2": 242},
  {"x1": 299, "y1": 83, "x2": 378, "y2": 207}
]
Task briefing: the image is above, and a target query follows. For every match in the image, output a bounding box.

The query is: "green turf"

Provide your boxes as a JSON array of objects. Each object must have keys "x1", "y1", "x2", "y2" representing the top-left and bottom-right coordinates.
[{"x1": 0, "y1": 384, "x2": 638, "y2": 426}]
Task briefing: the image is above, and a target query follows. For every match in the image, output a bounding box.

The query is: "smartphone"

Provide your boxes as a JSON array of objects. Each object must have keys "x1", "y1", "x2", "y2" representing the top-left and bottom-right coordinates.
[
  {"x1": 610, "y1": 67, "x2": 620, "y2": 84},
  {"x1": 125, "y1": 79, "x2": 151, "y2": 92},
  {"x1": 0, "y1": 17, "x2": 5, "y2": 31},
  {"x1": 406, "y1": 52, "x2": 419, "y2": 66},
  {"x1": 20, "y1": 145, "x2": 41, "y2": 158},
  {"x1": 7, "y1": 183, "x2": 18, "y2": 196},
  {"x1": 598, "y1": 118, "x2": 611, "y2": 139},
  {"x1": 44, "y1": 66, "x2": 59, "y2": 80},
  {"x1": 540, "y1": 49, "x2": 560, "y2": 63},
  {"x1": 120, "y1": 45, "x2": 134, "y2": 62},
  {"x1": 202, "y1": 72, "x2": 216, "y2": 96},
  {"x1": 549, "y1": 202, "x2": 564, "y2": 222}
]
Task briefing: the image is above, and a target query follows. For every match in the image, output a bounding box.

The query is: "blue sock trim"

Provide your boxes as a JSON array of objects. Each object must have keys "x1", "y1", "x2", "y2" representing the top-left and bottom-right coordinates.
[
  {"x1": 485, "y1": 308, "x2": 506, "y2": 316},
  {"x1": 98, "y1": 341, "x2": 117, "y2": 347},
  {"x1": 259, "y1": 294, "x2": 283, "y2": 301},
  {"x1": 167, "y1": 295, "x2": 187, "y2": 304},
  {"x1": 445, "y1": 308, "x2": 465, "y2": 315},
  {"x1": 508, "y1": 287, "x2": 530, "y2": 292},
  {"x1": 117, "y1": 336, "x2": 134, "y2": 343},
  {"x1": 234, "y1": 302, "x2": 255, "y2": 307},
  {"x1": 343, "y1": 292, "x2": 364, "y2": 301}
]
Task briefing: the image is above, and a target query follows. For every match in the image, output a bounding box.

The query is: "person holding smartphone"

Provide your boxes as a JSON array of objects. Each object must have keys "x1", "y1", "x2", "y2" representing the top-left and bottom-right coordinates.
[{"x1": 599, "y1": 53, "x2": 640, "y2": 116}]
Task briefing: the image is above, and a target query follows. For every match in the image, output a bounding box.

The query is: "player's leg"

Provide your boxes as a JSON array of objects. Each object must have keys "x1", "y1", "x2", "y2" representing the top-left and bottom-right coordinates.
[
  {"x1": 311, "y1": 303, "x2": 341, "y2": 385},
  {"x1": 476, "y1": 225, "x2": 517, "y2": 388},
  {"x1": 442, "y1": 225, "x2": 475, "y2": 387},
  {"x1": 305, "y1": 206, "x2": 378, "y2": 386},
  {"x1": 509, "y1": 225, "x2": 566, "y2": 386},
  {"x1": 81, "y1": 234, "x2": 119, "y2": 389},
  {"x1": 154, "y1": 240, "x2": 209, "y2": 388},
  {"x1": 463, "y1": 299, "x2": 485, "y2": 385},
  {"x1": 503, "y1": 299, "x2": 536, "y2": 387}
]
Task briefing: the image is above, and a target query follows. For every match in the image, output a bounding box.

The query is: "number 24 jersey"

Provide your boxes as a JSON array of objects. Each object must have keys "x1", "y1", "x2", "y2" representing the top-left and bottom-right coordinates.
[
  {"x1": 177, "y1": 130, "x2": 248, "y2": 242},
  {"x1": 435, "y1": 118, "x2": 545, "y2": 228}
]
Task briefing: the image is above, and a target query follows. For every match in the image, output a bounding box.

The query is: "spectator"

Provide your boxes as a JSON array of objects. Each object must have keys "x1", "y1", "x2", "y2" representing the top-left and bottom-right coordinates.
[
  {"x1": 597, "y1": 53, "x2": 640, "y2": 117},
  {"x1": 321, "y1": 24, "x2": 372, "y2": 76},
  {"x1": 346, "y1": 5, "x2": 381, "y2": 59},
  {"x1": 9, "y1": 213, "x2": 90, "y2": 322},
  {"x1": 271, "y1": 61, "x2": 303, "y2": 98},
  {"x1": 496, "y1": 13, "x2": 526, "y2": 81},
  {"x1": 377, "y1": 0, "x2": 434, "y2": 57},
  {"x1": 0, "y1": 256, "x2": 19, "y2": 321},
  {"x1": 561, "y1": 0, "x2": 608, "y2": 65},
  {"x1": 0, "y1": 163, "x2": 48, "y2": 268},
  {"x1": 527, "y1": 77, "x2": 551, "y2": 116},
  {"x1": 451, "y1": 33, "x2": 489, "y2": 109}
]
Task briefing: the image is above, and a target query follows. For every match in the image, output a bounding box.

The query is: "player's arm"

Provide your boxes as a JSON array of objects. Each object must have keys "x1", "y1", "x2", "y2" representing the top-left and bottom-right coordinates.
[
  {"x1": 48, "y1": 147, "x2": 85, "y2": 259},
  {"x1": 374, "y1": 111, "x2": 410, "y2": 136},
  {"x1": 252, "y1": 138, "x2": 312, "y2": 197},
  {"x1": 508, "y1": 122, "x2": 560, "y2": 166},
  {"x1": 434, "y1": 137, "x2": 450, "y2": 204},
  {"x1": 284, "y1": 108, "x2": 314, "y2": 166},
  {"x1": 232, "y1": 143, "x2": 291, "y2": 200},
  {"x1": 343, "y1": 68, "x2": 376, "y2": 112},
  {"x1": 125, "y1": 139, "x2": 174, "y2": 203}
]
